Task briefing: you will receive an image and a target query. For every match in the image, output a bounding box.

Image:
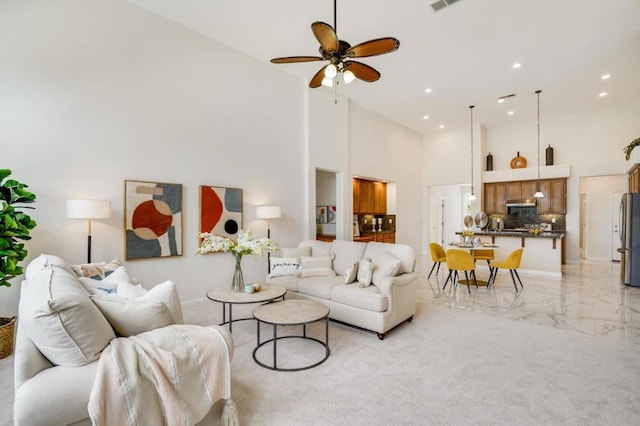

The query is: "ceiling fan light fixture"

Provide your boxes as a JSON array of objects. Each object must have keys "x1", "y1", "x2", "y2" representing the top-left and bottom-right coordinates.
[
  {"x1": 324, "y1": 64, "x2": 337, "y2": 78},
  {"x1": 321, "y1": 76, "x2": 334, "y2": 88},
  {"x1": 343, "y1": 69, "x2": 356, "y2": 84}
]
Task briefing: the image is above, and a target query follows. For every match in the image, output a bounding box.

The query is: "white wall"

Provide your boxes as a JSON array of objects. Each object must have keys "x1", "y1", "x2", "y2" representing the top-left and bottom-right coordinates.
[
  {"x1": 349, "y1": 103, "x2": 423, "y2": 250},
  {"x1": 0, "y1": 0, "x2": 306, "y2": 314}
]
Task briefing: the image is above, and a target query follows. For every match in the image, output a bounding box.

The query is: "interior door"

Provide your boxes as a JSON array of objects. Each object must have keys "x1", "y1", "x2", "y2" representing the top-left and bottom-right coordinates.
[
  {"x1": 612, "y1": 192, "x2": 623, "y2": 261},
  {"x1": 579, "y1": 193, "x2": 586, "y2": 260}
]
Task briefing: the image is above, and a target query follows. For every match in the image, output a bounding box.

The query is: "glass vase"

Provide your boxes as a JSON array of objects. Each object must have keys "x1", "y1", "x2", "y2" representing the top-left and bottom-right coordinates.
[{"x1": 231, "y1": 254, "x2": 244, "y2": 292}]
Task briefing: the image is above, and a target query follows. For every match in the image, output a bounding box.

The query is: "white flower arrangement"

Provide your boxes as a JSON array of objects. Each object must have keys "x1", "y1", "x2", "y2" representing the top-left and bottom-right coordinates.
[{"x1": 197, "y1": 229, "x2": 279, "y2": 258}]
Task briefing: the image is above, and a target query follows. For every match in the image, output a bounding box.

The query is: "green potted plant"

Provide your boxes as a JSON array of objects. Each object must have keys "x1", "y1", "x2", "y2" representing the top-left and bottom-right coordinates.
[
  {"x1": 0, "y1": 169, "x2": 37, "y2": 359},
  {"x1": 623, "y1": 137, "x2": 640, "y2": 161}
]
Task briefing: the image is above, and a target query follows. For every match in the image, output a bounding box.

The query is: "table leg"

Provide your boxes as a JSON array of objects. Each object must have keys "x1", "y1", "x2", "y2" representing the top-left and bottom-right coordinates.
[
  {"x1": 325, "y1": 317, "x2": 329, "y2": 357},
  {"x1": 256, "y1": 319, "x2": 261, "y2": 347},
  {"x1": 229, "y1": 304, "x2": 233, "y2": 333},
  {"x1": 273, "y1": 324, "x2": 277, "y2": 369},
  {"x1": 303, "y1": 324, "x2": 307, "y2": 338},
  {"x1": 222, "y1": 303, "x2": 226, "y2": 327}
]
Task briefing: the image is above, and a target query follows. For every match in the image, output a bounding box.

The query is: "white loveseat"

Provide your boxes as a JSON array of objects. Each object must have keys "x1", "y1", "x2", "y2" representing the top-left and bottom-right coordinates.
[
  {"x1": 14, "y1": 254, "x2": 234, "y2": 426},
  {"x1": 266, "y1": 240, "x2": 417, "y2": 339}
]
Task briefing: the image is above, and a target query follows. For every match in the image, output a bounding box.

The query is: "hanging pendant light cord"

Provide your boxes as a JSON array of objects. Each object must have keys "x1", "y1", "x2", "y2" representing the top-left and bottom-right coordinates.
[
  {"x1": 470, "y1": 105, "x2": 475, "y2": 196},
  {"x1": 536, "y1": 90, "x2": 541, "y2": 190}
]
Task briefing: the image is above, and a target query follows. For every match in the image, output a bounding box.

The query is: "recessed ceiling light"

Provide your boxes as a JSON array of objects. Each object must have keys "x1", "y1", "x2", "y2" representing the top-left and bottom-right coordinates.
[
  {"x1": 497, "y1": 99, "x2": 505, "y2": 104},
  {"x1": 425, "y1": 88, "x2": 432, "y2": 93},
  {"x1": 423, "y1": 115, "x2": 429, "y2": 120},
  {"x1": 601, "y1": 74, "x2": 611, "y2": 80},
  {"x1": 512, "y1": 63, "x2": 522, "y2": 69},
  {"x1": 599, "y1": 92, "x2": 608, "y2": 97},
  {"x1": 439, "y1": 124, "x2": 445, "y2": 129},
  {"x1": 507, "y1": 111, "x2": 514, "y2": 115}
]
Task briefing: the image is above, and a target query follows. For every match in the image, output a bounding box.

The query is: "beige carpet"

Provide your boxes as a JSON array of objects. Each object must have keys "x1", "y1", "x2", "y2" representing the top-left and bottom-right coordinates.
[{"x1": 2, "y1": 301, "x2": 640, "y2": 425}]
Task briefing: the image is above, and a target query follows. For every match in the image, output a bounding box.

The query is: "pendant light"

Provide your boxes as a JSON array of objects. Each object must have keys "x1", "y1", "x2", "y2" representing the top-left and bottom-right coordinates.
[
  {"x1": 468, "y1": 105, "x2": 477, "y2": 201},
  {"x1": 534, "y1": 90, "x2": 545, "y2": 198}
]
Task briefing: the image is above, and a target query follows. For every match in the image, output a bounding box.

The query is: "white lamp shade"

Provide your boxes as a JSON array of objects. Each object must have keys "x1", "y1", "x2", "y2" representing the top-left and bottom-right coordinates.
[
  {"x1": 66, "y1": 199, "x2": 112, "y2": 219},
  {"x1": 256, "y1": 206, "x2": 281, "y2": 220}
]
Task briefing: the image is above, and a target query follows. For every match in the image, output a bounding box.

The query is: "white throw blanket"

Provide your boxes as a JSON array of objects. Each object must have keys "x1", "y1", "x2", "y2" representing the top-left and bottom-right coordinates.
[{"x1": 88, "y1": 324, "x2": 237, "y2": 426}]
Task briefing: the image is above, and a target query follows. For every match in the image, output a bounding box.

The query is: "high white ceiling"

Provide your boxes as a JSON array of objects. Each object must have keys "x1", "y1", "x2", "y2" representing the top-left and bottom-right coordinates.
[{"x1": 128, "y1": 0, "x2": 640, "y2": 135}]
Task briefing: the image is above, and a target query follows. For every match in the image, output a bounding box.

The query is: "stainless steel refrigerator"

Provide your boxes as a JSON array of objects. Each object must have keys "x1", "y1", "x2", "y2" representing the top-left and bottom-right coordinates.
[{"x1": 620, "y1": 193, "x2": 640, "y2": 286}]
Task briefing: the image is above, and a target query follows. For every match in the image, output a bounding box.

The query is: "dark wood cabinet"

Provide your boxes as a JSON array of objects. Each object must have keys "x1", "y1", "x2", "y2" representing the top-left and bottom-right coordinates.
[
  {"x1": 483, "y1": 182, "x2": 506, "y2": 214},
  {"x1": 353, "y1": 178, "x2": 386, "y2": 214},
  {"x1": 484, "y1": 178, "x2": 566, "y2": 215},
  {"x1": 353, "y1": 179, "x2": 360, "y2": 214},
  {"x1": 374, "y1": 182, "x2": 387, "y2": 214},
  {"x1": 630, "y1": 164, "x2": 640, "y2": 192}
]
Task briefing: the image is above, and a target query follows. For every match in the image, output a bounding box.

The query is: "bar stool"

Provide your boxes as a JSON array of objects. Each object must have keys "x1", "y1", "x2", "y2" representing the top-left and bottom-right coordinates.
[
  {"x1": 443, "y1": 249, "x2": 478, "y2": 294},
  {"x1": 428, "y1": 243, "x2": 447, "y2": 279},
  {"x1": 488, "y1": 248, "x2": 524, "y2": 292}
]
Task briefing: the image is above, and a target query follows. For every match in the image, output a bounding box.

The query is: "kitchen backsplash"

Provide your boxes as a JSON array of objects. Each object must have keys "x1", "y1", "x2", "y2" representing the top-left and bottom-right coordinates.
[
  {"x1": 488, "y1": 213, "x2": 566, "y2": 231},
  {"x1": 358, "y1": 214, "x2": 396, "y2": 233}
]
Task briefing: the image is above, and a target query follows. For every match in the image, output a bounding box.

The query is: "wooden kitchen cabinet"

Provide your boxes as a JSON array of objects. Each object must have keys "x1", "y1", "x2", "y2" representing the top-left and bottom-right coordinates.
[
  {"x1": 549, "y1": 178, "x2": 567, "y2": 214},
  {"x1": 483, "y1": 182, "x2": 506, "y2": 214},
  {"x1": 353, "y1": 178, "x2": 386, "y2": 214},
  {"x1": 506, "y1": 181, "x2": 523, "y2": 200},
  {"x1": 521, "y1": 181, "x2": 537, "y2": 199},
  {"x1": 353, "y1": 179, "x2": 360, "y2": 214},
  {"x1": 630, "y1": 164, "x2": 640, "y2": 192},
  {"x1": 374, "y1": 182, "x2": 387, "y2": 214}
]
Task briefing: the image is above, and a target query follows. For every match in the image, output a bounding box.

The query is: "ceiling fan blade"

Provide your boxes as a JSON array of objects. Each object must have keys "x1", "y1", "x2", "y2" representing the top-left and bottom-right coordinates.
[
  {"x1": 271, "y1": 56, "x2": 324, "y2": 64},
  {"x1": 345, "y1": 38, "x2": 400, "y2": 58},
  {"x1": 309, "y1": 65, "x2": 329, "y2": 88},
  {"x1": 311, "y1": 21, "x2": 338, "y2": 53},
  {"x1": 344, "y1": 61, "x2": 380, "y2": 82}
]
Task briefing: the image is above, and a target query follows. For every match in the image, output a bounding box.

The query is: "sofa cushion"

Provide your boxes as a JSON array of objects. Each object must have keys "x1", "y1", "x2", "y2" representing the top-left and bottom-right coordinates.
[
  {"x1": 330, "y1": 240, "x2": 367, "y2": 275},
  {"x1": 371, "y1": 251, "x2": 402, "y2": 286},
  {"x1": 265, "y1": 275, "x2": 299, "y2": 292},
  {"x1": 298, "y1": 240, "x2": 332, "y2": 257},
  {"x1": 281, "y1": 246, "x2": 311, "y2": 258},
  {"x1": 331, "y1": 283, "x2": 388, "y2": 313},
  {"x1": 357, "y1": 257, "x2": 374, "y2": 287},
  {"x1": 297, "y1": 275, "x2": 344, "y2": 300},
  {"x1": 19, "y1": 254, "x2": 116, "y2": 367},
  {"x1": 269, "y1": 257, "x2": 301, "y2": 277},
  {"x1": 299, "y1": 256, "x2": 336, "y2": 278},
  {"x1": 363, "y1": 242, "x2": 415, "y2": 275}
]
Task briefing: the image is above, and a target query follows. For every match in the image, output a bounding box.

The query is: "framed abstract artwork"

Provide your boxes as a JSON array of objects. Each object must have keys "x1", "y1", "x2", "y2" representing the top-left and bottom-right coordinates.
[
  {"x1": 200, "y1": 186, "x2": 243, "y2": 238},
  {"x1": 316, "y1": 206, "x2": 327, "y2": 224},
  {"x1": 124, "y1": 180, "x2": 183, "y2": 260},
  {"x1": 328, "y1": 206, "x2": 336, "y2": 224}
]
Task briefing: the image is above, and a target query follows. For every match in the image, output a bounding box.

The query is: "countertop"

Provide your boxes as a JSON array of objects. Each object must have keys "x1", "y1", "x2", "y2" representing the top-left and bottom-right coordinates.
[{"x1": 456, "y1": 230, "x2": 565, "y2": 239}]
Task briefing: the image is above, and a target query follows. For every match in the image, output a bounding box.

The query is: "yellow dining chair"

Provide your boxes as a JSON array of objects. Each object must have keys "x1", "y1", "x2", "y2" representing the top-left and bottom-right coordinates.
[
  {"x1": 488, "y1": 248, "x2": 524, "y2": 292},
  {"x1": 470, "y1": 248, "x2": 494, "y2": 267},
  {"x1": 428, "y1": 243, "x2": 447, "y2": 279},
  {"x1": 443, "y1": 249, "x2": 478, "y2": 294}
]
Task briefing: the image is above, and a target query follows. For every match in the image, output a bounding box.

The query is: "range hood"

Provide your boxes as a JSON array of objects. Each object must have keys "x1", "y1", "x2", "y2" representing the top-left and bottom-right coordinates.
[{"x1": 505, "y1": 199, "x2": 537, "y2": 207}]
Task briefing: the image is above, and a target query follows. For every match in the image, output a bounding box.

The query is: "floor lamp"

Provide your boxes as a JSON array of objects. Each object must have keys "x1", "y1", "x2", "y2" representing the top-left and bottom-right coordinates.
[
  {"x1": 256, "y1": 205, "x2": 281, "y2": 273},
  {"x1": 66, "y1": 199, "x2": 112, "y2": 263}
]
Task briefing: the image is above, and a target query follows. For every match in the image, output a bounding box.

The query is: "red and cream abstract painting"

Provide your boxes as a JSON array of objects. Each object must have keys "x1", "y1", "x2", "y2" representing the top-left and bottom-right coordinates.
[{"x1": 200, "y1": 186, "x2": 243, "y2": 238}]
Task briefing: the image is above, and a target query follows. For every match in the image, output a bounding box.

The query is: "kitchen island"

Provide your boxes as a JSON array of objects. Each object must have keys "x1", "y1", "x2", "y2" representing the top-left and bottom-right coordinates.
[{"x1": 455, "y1": 230, "x2": 565, "y2": 277}]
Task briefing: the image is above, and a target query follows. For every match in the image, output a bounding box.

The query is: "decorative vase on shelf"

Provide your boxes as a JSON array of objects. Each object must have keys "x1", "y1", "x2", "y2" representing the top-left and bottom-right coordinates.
[
  {"x1": 545, "y1": 145, "x2": 554, "y2": 166},
  {"x1": 231, "y1": 253, "x2": 244, "y2": 292}
]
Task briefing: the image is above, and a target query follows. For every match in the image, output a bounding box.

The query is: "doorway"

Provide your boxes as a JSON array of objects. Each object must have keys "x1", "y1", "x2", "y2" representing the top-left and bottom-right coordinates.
[{"x1": 429, "y1": 184, "x2": 470, "y2": 247}]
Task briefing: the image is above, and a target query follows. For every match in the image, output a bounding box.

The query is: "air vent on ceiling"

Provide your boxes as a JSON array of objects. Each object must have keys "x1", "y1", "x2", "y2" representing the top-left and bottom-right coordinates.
[{"x1": 431, "y1": 0, "x2": 462, "y2": 12}]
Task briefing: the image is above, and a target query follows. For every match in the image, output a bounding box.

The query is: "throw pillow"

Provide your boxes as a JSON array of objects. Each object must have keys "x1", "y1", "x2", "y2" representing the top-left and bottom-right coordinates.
[
  {"x1": 299, "y1": 256, "x2": 336, "y2": 278},
  {"x1": 78, "y1": 265, "x2": 134, "y2": 296},
  {"x1": 71, "y1": 259, "x2": 122, "y2": 279},
  {"x1": 371, "y1": 252, "x2": 402, "y2": 285},
  {"x1": 117, "y1": 281, "x2": 148, "y2": 298},
  {"x1": 344, "y1": 261, "x2": 359, "y2": 284},
  {"x1": 281, "y1": 246, "x2": 312, "y2": 258},
  {"x1": 19, "y1": 255, "x2": 116, "y2": 366},
  {"x1": 269, "y1": 257, "x2": 302, "y2": 277},
  {"x1": 91, "y1": 296, "x2": 175, "y2": 337},
  {"x1": 357, "y1": 257, "x2": 374, "y2": 288},
  {"x1": 91, "y1": 280, "x2": 184, "y2": 336}
]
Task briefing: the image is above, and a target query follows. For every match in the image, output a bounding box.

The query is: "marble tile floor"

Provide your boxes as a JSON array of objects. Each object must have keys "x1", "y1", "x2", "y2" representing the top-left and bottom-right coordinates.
[{"x1": 415, "y1": 255, "x2": 640, "y2": 344}]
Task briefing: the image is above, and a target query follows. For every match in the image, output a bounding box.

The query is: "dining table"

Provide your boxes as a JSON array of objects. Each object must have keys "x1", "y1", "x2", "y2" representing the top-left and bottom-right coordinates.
[{"x1": 447, "y1": 242, "x2": 500, "y2": 287}]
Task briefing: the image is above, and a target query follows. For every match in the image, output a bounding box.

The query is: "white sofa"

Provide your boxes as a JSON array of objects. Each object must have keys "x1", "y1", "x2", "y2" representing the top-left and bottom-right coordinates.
[
  {"x1": 13, "y1": 254, "x2": 234, "y2": 426},
  {"x1": 266, "y1": 240, "x2": 417, "y2": 339}
]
